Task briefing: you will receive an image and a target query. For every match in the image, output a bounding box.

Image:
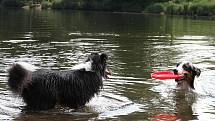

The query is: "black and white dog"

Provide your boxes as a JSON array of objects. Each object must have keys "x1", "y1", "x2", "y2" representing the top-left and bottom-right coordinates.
[
  {"x1": 173, "y1": 61, "x2": 201, "y2": 90},
  {"x1": 7, "y1": 53, "x2": 111, "y2": 110}
]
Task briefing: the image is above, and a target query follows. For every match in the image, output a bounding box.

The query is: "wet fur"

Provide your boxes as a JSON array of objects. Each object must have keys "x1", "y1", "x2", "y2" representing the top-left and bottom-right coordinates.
[
  {"x1": 174, "y1": 62, "x2": 201, "y2": 90},
  {"x1": 7, "y1": 53, "x2": 107, "y2": 110}
]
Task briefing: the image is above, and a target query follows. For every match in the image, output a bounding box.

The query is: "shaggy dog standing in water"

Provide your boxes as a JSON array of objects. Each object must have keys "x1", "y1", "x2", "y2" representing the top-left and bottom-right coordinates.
[{"x1": 7, "y1": 53, "x2": 110, "y2": 110}]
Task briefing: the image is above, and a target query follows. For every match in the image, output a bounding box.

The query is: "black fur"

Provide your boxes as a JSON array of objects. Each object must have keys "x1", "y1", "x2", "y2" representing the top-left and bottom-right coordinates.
[
  {"x1": 7, "y1": 53, "x2": 108, "y2": 110},
  {"x1": 8, "y1": 64, "x2": 29, "y2": 92}
]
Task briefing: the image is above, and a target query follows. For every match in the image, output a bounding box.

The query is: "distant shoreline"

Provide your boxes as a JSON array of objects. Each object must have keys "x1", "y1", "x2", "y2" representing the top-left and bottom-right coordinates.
[
  {"x1": 145, "y1": 1, "x2": 215, "y2": 17},
  {"x1": 1, "y1": 1, "x2": 215, "y2": 17}
]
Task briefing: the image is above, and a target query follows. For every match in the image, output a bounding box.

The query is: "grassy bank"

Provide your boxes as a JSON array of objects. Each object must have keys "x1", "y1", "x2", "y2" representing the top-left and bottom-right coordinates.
[{"x1": 145, "y1": 0, "x2": 215, "y2": 16}]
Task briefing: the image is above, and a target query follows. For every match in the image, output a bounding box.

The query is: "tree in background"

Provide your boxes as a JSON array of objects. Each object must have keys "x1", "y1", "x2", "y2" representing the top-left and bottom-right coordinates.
[{"x1": 0, "y1": 0, "x2": 25, "y2": 7}]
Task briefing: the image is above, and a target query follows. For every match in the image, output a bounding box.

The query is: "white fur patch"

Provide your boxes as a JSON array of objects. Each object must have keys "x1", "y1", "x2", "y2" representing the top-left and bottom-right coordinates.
[
  {"x1": 16, "y1": 62, "x2": 39, "y2": 72},
  {"x1": 71, "y1": 61, "x2": 92, "y2": 71}
]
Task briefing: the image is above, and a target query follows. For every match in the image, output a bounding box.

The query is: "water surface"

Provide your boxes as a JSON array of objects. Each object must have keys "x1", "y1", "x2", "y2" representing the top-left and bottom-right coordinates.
[{"x1": 1, "y1": 9, "x2": 215, "y2": 120}]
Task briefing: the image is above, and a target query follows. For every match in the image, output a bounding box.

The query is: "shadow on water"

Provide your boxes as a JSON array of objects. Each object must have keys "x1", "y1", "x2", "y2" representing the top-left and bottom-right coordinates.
[{"x1": 1, "y1": 9, "x2": 215, "y2": 120}]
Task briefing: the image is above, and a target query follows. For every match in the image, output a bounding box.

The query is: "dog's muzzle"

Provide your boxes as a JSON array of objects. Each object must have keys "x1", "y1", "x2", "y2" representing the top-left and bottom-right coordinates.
[{"x1": 173, "y1": 69, "x2": 189, "y2": 81}]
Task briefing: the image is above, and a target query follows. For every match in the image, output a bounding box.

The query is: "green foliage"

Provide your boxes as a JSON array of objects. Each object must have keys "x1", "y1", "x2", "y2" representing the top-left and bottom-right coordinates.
[
  {"x1": 166, "y1": 3, "x2": 184, "y2": 15},
  {"x1": 51, "y1": 0, "x2": 154, "y2": 11},
  {"x1": 0, "y1": 0, "x2": 25, "y2": 7},
  {"x1": 41, "y1": 0, "x2": 52, "y2": 9},
  {"x1": 52, "y1": 0, "x2": 76, "y2": 9},
  {"x1": 145, "y1": 0, "x2": 215, "y2": 16},
  {"x1": 0, "y1": 0, "x2": 169, "y2": 10},
  {"x1": 145, "y1": 3, "x2": 165, "y2": 13},
  {"x1": 1, "y1": 0, "x2": 215, "y2": 16}
]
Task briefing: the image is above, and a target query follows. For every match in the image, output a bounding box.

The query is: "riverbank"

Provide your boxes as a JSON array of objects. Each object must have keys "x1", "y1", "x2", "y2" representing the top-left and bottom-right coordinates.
[
  {"x1": 145, "y1": 0, "x2": 215, "y2": 16},
  {"x1": 0, "y1": 0, "x2": 154, "y2": 11},
  {"x1": 45, "y1": 0, "x2": 154, "y2": 12},
  {"x1": 1, "y1": 0, "x2": 215, "y2": 16}
]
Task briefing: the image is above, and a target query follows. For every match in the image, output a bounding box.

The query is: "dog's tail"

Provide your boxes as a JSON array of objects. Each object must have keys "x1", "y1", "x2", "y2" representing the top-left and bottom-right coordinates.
[{"x1": 7, "y1": 62, "x2": 38, "y2": 92}]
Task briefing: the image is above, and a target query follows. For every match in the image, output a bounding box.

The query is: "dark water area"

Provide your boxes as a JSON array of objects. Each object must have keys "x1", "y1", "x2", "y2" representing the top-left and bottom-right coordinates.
[{"x1": 1, "y1": 9, "x2": 215, "y2": 120}]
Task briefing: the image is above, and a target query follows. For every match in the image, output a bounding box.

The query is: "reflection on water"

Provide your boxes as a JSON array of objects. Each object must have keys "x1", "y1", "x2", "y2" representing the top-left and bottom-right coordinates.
[{"x1": 1, "y1": 9, "x2": 215, "y2": 120}]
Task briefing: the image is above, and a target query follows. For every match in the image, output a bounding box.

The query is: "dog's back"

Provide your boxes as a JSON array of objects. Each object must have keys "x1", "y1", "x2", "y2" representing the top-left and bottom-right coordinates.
[
  {"x1": 20, "y1": 69, "x2": 103, "y2": 110},
  {"x1": 7, "y1": 53, "x2": 109, "y2": 110}
]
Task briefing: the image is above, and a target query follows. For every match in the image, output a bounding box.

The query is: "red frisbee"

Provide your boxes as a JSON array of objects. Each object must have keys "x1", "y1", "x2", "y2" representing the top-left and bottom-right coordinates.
[{"x1": 151, "y1": 71, "x2": 184, "y2": 80}]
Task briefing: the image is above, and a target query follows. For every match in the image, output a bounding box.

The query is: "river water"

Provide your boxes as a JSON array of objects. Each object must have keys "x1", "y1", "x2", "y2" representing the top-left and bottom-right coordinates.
[{"x1": 1, "y1": 9, "x2": 215, "y2": 121}]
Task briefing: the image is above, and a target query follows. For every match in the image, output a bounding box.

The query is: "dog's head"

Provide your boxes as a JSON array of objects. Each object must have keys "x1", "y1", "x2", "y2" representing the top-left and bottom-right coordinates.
[
  {"x1": 85, "y1": 53, "x2": 111, "y2": 79},
  {"x1": 173, "y1": 61, "x2": 201, "y2": 89}
]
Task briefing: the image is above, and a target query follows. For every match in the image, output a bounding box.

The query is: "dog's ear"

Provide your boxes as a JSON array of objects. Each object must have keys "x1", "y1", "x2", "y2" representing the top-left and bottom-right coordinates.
[
  {"x1": 100, "y1": 53, "x2": 108, "y2": 63},
  {"x1": 193, "y1": 67, "x2": 201, "y2": 77}
]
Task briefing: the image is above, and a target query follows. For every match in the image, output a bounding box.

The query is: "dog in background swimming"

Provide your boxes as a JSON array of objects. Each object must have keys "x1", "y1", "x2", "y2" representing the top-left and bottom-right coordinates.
[
  {"x1": 7, "y1": 53, "x2": 111, "y2": 110},
  {"x1": 173, "y1": 61, "x2": 201, "y2": 90}
]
